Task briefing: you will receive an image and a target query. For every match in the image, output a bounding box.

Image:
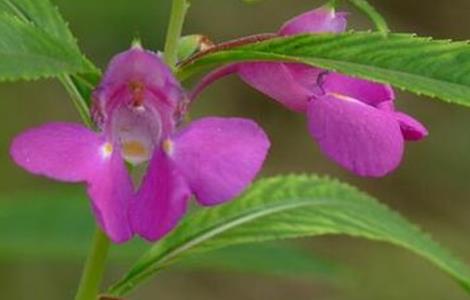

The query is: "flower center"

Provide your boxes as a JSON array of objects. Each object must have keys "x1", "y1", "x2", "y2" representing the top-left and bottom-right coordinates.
[
  {"x1": 122, "y1": 140, "x2": 149, "y2": 158},
  {"x1": 111, "y1": 104, "x2": 162, "y2": 165},
  {"x1": 129, "y1": 80, "x2": 145, "y2": 107}
]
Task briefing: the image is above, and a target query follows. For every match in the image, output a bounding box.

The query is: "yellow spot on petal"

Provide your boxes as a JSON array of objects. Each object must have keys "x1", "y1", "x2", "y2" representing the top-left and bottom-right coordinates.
[
  {"x1": 162, "y1": 139, "x2": 174, "y2": 155},
  {"x1": 102, "y1": 143, "x2": 113, "y2": 158},
  {"x1": 123, "y1": 140, "x2": 148, "y2": 157}
]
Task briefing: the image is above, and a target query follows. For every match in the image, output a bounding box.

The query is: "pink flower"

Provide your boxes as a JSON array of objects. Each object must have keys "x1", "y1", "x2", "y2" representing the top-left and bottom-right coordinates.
[
  {"x1": 192, "y1": 6, "x2": 427, "y2": 177},
  {"x1": 10, "y1": 46, "x2": 270, "y2": 243}
]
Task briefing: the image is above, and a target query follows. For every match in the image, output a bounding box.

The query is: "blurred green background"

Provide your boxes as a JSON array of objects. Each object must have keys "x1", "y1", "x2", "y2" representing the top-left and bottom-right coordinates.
[{"x1": 1, "y1": 0, "x2": 470, "y2": 299}]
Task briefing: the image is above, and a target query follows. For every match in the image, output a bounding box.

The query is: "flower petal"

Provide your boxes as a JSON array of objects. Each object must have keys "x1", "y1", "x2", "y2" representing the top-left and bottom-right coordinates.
[
  {"x1": 10, "y1": 122, "x2": 134, "y2": 242},
  {"x1": 92, "y1": 46, "x2": 184, "y2": 129},
  {"x1": 99, "y1": 46, "x2": 179, "y2": 96},
  {"x1": 307, "y1": 95, "x2": 404, "y2": 177},
  {"x1": 238, "y1": 62, "x2": 321, "y2": 112},
  {"x1": 87, "y1": 147, "x2": 134, "y2": 243},
  {"x1": 322, "y1": 73, "x2": 395, "y2": 106},
  {"x1": 394, "y1": 112, "x2": 428, "y2": 141},
  {"x1": 171, "y1": 117, "x2": 270, "y2": 206},
  {"x1": 279, "y1": 7, "x2": 347, "y2": 36},
  {"x1": 10, "y1": 123, "x2": 103, "y2": 181},
  {"x1": 131, "y1": 149, "x2": 191, "y2": 242}
]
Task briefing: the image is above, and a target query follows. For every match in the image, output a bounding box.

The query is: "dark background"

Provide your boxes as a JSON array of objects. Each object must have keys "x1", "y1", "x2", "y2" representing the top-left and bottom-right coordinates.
[{"x1": 1, "y1": 0, "x2": 469, "y2": 299}]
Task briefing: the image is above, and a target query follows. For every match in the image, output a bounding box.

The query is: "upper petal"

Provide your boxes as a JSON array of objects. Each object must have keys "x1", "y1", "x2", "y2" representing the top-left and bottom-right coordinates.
[
  {"x1": 10, "y1": 123, "x2": 104, "y2": 181},
  {"x1": 99, "y1": 46, "x2": 179, "y2": 95},
  {"x1": 92, "y1": 45, "x2": 185, "y2": 129},
  {"x1": 394, "y1": 112, "x2": 428, "y2": 141},
  {"x1": 238, "y1": 62, "x2": 321, "y2": 113},
  {"x1": 131, "y1": 149, "x2": 191, "y2": 242},
  {"x1": 307, "y1": 94, "x2": 404, "y2": 177},
  {"x1": 279, "y1": 6, "x2": 347, "y2": 36},
  {"x1": 170, "y1": 117, "x2": 270, "y2": 206},
  {"x1": 322, "y1": 73, "x2": 395, "y2": 106}
]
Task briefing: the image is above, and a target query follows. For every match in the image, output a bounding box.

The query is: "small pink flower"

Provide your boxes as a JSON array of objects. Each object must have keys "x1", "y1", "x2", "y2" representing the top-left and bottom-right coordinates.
[
  {"x1": 192, "y1": 6, "x2": 427, "y2": 177},
  {"x1": 10, "y1": 46, "x2": 270, "y2": 243}
]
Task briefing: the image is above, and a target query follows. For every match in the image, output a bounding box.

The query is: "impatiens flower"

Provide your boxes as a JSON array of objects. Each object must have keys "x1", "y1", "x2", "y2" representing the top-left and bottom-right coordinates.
[
  {"x1": 191, "y1": 6, "x2": 427, "y2": 177},
  {"x1": 10, "y1": 45, "x2": 270, "y2": 243}
]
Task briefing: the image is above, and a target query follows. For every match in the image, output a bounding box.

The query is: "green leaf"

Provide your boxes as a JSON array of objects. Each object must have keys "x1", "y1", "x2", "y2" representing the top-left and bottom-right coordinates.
[
  {"x1": 108, "y1": 175, "x2": 470, "y2": 296},
  {"x1": 0, "y1": 188, "x2": 341, "y2": 283},
  {"x1": 178, "y1": 32, "x2": 470, "y2": 107},
  {"x1": 178, "y1": 35, "x2": 205, "y2": 62},
  {"x1": 181, "y1": 243, "x2": 346, "y2": 281},
  {"x1": 0, "y1": 14, "x2": 91, "y2": 80},
  {"x1": 0, "y1": 0, "x2": 76, "y2": 45},
  {"x1": 0, "y1": 0, "x2": 98, "y2": 80}
]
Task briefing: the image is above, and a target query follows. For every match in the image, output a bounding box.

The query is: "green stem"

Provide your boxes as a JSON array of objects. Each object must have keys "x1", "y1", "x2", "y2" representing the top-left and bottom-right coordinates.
[
  {"x1": 163, "y1": 0, "x2": 189, "y2": 67},
  {"x1": 74, "y1": 228, "x2": 111, "y2": 300},
  {"x1": 347, "y1": 0, "x2": 390, "y2": 34},
  {"x1": 59, "y1": 74, "x2": 93, "y2": 127}
]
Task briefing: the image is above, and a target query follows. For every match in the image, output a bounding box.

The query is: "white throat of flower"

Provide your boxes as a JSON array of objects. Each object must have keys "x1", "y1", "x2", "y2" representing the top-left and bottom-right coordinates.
[{"x1": 111, "y1": 104, "x2": 162, "y2": 165}]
